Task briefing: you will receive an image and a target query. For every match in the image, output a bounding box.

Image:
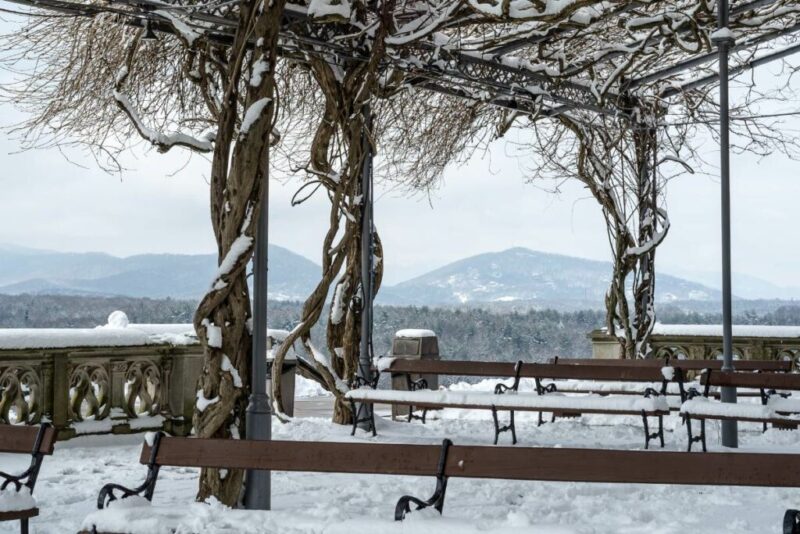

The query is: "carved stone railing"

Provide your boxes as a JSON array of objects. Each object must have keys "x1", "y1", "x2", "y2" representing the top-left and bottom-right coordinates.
[
  {"x1": 0, "y1": 329, "x2": 203, "y2": 439},
  {"x1": 589, "y1": 325, "x2": 800, "y2": 366}
]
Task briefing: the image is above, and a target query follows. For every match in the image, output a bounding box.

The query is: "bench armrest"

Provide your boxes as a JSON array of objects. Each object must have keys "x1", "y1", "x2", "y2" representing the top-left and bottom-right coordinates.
[
  {"x1": 0, "y1": 423, "x2": 52, "y2": 494},
  {"x1": 97, "y1": 432, "x2": 163, "y2": 509}
]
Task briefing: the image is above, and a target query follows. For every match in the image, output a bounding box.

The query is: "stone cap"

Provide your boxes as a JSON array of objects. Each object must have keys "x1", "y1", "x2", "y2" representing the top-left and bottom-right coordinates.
[{"x1": 395, "y1": 329, "x2": 436, "y2": 339}]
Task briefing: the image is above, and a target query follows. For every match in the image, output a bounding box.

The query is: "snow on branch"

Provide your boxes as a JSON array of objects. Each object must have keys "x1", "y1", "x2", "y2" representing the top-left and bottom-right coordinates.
[
  {"x1": 112, "y1": 43, "x2": 213, "y2": 154},
  {"x1": 625, "y1": 208, "x2": 671, "y2": 257},
  {"x1": 307, "y1": 0, "x2": 351, "y2": 20},
  {"x1": 209, "y1": 204, "x2": 255, "y2": 291},
  {"x1": 113, "y1": 91, "x2": 214, "y2": 153},
  {"x1": 154, "y1": 10, "x2": 203, "y2": 46},
  {"x1": 238, "y1": 98, "x2": 272, "y2": 140}
]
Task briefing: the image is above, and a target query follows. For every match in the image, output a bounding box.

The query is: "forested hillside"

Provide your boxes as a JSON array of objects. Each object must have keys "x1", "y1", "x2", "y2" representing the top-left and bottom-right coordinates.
[{"x1": 3, "y1": 294, "x2": 800, "y2": 362}]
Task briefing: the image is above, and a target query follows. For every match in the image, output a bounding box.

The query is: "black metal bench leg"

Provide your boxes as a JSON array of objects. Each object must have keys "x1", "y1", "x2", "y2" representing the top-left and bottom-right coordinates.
[
  {"x1": 395, "y1": 439, "x2": 452, "y2": 521},
  {"x1": 784, "y1": 509, "x2": 800, "y2": 534},
  {"x1": 685, "y1": 416, "x2": 707, "y2": 452},
  {"x1": 20, "y1": 518, "x2": 29, "y2": 534},
  {"x1": 492, "y1": 406, "x2": 501, "y2": 445},
  {"x1": 491, "y1": 406, "x2": 517, "y2": 445},
  {"x1": 537, "y1": 411, "x2": 545, "y2": 427},
  {"x1": 350, "y1": 401, "x2": 376, "y2": 436},
  {"x1": 510, "y1": 410, "x2": 517, "y2": 445},
  {"x1": 350, "y1": 400, "x2": 358, "y2": 436},
  {"x1": 642, "y1": 411, "x2": 651, "y2": 450},
  {"x1": 406, "y1": 406, "x2": 428, "y2": 424},
  {"x1": 658, "y1": 415, "x2": 665, "y2": 448},
  {"x1": 700, "y1": 419, "x2": 707, "y2": 452}
]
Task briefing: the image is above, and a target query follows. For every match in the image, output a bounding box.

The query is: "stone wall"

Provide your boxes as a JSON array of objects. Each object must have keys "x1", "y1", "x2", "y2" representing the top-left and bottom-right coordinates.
[
  {"x1": 589, "y1": 325, "x2": 800, "y2": 366},
  {"x1": 0, "y1": 344, "x2": 203, "y2": 439}
]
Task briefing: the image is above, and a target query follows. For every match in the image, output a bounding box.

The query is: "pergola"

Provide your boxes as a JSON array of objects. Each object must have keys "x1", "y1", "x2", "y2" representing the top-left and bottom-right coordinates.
[{"x1": 3, "y1": 0, "x2": 800, "y2": 509}]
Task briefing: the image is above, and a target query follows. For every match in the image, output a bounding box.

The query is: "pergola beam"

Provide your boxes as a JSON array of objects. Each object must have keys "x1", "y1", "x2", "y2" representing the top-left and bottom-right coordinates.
[
  {"x1": 6, "y1": 0, "x2": 799, "y2": 118},
  {"x1": 629, "y1": 21, "x2": 800, "y2": 90},
  {"x1": 2, "y1": 0, "x2": 622, "y2": 118},
  {"x1": 486, "y1": 1, "x2": 648, "y2": 56},
  {"x1": 562, "y1": 0, "x2": 788, "y2": 80},
  {"x1": 662, "y1": 39, "x2": 800, "y2": 97}
]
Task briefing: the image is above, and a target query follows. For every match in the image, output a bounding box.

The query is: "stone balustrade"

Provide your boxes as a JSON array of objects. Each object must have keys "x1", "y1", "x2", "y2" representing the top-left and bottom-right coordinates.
[
  {"x1": 589, "y1": 324, "x2": 800, "y2": 365},
  {"x1": 0, "y1": 318, "x2": 202, "y2": 439}
]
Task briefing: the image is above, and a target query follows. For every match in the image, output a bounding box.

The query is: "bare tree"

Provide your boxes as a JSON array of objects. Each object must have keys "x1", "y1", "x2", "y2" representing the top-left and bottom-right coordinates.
[{"x1": 1, "y1": 0, "x2": 287, "y2": 503}]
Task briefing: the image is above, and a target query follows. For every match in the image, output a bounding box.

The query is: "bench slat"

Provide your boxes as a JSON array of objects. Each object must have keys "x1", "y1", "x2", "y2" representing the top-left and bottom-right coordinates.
[
  {"x1": 0, "y1": 509, "x2": 38, "y2": 521},
  {"x1": 346, "y1": 389, "x2": 667, "y2": 414},
  {"x1": 142, "y1": 439, "x2": 444, "y2": 476},
  {"x1": 443, "y1": 446, "x2": 800, "y2": 486},
  {"x1": 0, "y1": 425, "x2": 56, "y2": 455},
  {"x1": 385, "y1": 360, "x2": 666, "y2": 381},
  {"x1": 351, "y1": 398, "x2": 668, "y2": 416},
  {"x1": 685, "y1": 413, "x2": 798, "y2": 424},
  {"x1": 141, "y1": 438, "x2": 800, "y2": 488},
  {"x1": 702, "y1": 371, "x2": 800, "y2": 390},
  {"x1": 553, "y1": 358, "x2": 791, "y2": 372}
]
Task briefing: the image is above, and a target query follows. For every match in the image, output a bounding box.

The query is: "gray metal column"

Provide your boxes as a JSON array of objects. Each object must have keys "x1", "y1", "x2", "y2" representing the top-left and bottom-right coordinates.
[
  {"x1": 357, "y1": 104, "x2": 375, "y2": 429},
  {"x1": 244, "y1": 154, "x2": 272, "y2": 507},
  {"x1": 714, "y1": 0, "x2": 738, "y2": 448}
]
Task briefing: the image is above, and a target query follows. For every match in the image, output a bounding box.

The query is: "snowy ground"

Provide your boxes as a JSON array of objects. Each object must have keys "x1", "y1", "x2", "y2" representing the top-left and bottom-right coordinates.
[{"x1": 3, "y1": 387, "x2": 800, "y2": 533}]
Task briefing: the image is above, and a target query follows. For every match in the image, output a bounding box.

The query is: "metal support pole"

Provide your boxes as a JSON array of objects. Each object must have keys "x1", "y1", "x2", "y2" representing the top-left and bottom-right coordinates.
[
  {"x1": 357, "y1": 104, "x2": 375, "y2": 429},
  {"x1": 244, "y1": 152, "x2": 272, "y2": 508},
  {"x1": 714, "y1": 0, "x2": 738, "y2": 448}
]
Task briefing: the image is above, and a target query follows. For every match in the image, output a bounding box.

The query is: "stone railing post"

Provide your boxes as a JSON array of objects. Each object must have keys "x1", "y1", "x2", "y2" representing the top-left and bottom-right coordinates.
[{"x1": 51, "y1": 352, "x2": 71, "y2": 434}]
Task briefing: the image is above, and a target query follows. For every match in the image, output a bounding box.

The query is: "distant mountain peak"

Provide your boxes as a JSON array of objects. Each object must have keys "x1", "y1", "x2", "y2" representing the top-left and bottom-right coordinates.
[{"x1": 378, "y1": 247, "x2": 721, "y2": 308}]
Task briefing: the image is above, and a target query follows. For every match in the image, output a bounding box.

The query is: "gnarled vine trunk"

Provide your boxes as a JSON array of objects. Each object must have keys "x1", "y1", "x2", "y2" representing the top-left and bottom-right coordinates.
[
  {"x1": 191, "y1": 0, "x2": 286, "y2": 504},
  {"x1": 270, "y1": 0, "x2": 394, "y2": 423}
]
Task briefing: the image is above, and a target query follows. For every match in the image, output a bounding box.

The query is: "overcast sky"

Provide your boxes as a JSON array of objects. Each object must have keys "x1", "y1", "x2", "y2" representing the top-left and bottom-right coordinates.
[{"x1": 0, "y1": 35, "x2": 798, "y2": 289}]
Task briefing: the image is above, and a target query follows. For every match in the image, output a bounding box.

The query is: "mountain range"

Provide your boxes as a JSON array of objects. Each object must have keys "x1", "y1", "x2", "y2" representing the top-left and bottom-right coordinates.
[
  {"x1": 0, "y1": 244, "x2": 795, "y2": 309},
  {"x1": 0, "y1": 243, "x2": 319, "y2": 301}
]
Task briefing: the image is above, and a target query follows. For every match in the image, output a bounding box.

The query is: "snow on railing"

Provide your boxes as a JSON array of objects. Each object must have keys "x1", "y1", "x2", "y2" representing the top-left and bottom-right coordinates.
[
  {"x1": 0, "y1": 312, "x2": 202, "y2": 439},
  {"x1": 0, "y1": 312, "x2": 197, "y2": 350},
  {"x1": 651, "y1": 324, "x2": 800, "y2": 338}
]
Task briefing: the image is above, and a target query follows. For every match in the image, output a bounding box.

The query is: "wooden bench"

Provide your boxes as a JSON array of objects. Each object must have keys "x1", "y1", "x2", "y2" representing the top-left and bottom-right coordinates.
[
  {"x1": 551, "y1": 356, "x2": 793, "y2": 372},
  {"x1": 0, "y1": 423, "x2": 57, "y2": 534},
  {"x1": 358, "y1": 361, "x2": 679, "y2": 447},
  {"x1": 81, "y1": 433, "x2": 800, "y2": 533},
  {"x1": 681, "y1": 369, "x2": 800, "y2": 451},
  {"x1": 381, "y1": 358, "x2": 687, "y2": 392},
  {"x1": 548, "y1": 357, "x2": 773, "y2": 398}
]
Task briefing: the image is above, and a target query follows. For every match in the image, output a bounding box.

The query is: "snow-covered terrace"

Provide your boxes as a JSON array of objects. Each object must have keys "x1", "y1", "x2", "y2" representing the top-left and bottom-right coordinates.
[{"x1": 4, "y1": 383, "x2": 800, "y2": 533}]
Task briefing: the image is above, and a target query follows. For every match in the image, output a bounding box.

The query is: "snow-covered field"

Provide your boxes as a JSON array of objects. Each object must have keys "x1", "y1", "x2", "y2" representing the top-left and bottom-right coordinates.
[{"x1": 3, "y1": 392, "x2": 800, "y2": 533}]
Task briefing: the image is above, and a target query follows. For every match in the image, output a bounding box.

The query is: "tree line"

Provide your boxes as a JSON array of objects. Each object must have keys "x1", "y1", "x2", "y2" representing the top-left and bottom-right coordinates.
[{"x1": 3, "y1": 294, "x2": 798, "y2": 362}]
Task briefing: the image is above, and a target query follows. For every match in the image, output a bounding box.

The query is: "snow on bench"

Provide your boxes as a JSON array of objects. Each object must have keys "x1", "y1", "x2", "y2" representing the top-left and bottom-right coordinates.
[
  {"x1": 0, "y1": 487, "x2": 36, "y2": 513},
  {"x1": 551, "y1": 379, "x2": 696, "y2": 396},
  {"x1": 346, "y1": 388, "x2": 668, "y2": 413},
  {"x1": 681, "y1": 395, "x2": 800, "y2": 421},
  {"x1": 346, "y1": 388, "x2": 669, "y2": 448},
  {"x1": 680, "y1": 395, "x2": 800, "y2": 452},
  {"x1": 81, "y1": 497, "x2": 573, "y2": 534}
]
